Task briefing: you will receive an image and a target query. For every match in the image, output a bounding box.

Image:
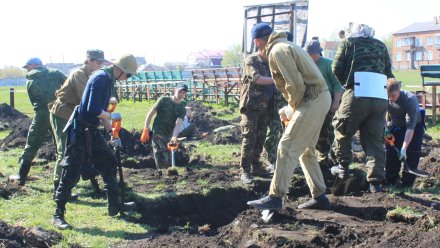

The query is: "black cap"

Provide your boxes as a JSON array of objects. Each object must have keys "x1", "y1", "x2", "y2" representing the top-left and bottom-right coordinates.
[{"x1": 176, "y1": 82, "x2": 188, "y2": 92}]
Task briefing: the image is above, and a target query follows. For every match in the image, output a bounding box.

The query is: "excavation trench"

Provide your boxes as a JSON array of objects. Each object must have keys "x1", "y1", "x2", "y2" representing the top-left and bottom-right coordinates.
[{"x1": 134, "y1": 187, "x2": 257, "y2": 232}]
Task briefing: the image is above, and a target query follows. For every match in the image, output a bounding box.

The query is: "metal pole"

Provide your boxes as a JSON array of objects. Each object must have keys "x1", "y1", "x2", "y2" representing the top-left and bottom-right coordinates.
[{"x1": 10, "y1": 88, "x2": 14, "y2": 109}]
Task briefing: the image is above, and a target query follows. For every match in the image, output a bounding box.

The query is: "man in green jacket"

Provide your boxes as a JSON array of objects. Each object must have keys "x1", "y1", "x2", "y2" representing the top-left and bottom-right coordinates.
[
  {"x1": 305, "y1": 40, "x2": 343, "y2": 172},
  {"x1": 331, "y1": 24, "x2": 394, "y2": 195},
  {"x1": 140, "y1": 83, "x2": 188, "y2": 169},
  {"x1": 48, "y1": 50, "x2": 106, "y2": 196},
  {"x1": 10, "y1": 58, "x2": 67, "y2": 186}
]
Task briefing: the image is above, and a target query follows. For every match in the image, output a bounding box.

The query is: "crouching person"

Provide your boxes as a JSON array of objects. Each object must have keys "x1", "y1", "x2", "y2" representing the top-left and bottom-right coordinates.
[
  {"x1": 52, "y1": 54, "x2": 137, "y2": 230},
  {"x1": 140, "y1": 83, "x2": 187, "y2": 169},
  {"x1": 385, "y1": 78, "x2": 425, "y2": 187}
]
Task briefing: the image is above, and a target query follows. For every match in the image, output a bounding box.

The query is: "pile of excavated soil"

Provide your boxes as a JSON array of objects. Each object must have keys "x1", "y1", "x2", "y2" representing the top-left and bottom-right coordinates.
[{"x1": 0, "y1": 221, "x2": 62, "y2": 247}]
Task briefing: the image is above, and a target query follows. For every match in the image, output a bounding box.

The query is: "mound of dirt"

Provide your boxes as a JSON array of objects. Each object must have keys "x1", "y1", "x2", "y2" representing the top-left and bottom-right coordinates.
[
  {"x1": 0, "y1": 180, "x2": 26, "y2": 200},
  {"x1": 187, "y1": 101, "x2": 230, "y2": 133},
  {"x1": 0, "y1": 103, "x2": 27, "y2": 121},
  {"x1": 0, "y1": 221, "x2": 62, "y2": 247}
]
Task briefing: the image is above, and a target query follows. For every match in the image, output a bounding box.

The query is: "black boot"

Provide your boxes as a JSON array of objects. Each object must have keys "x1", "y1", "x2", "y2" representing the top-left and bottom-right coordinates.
[
  {"x1": 9, "y1": 160, "x2": 32, "y2": 186},
  {"x1": 53, "y1": 203, "x2": 70, "y2": 230},
  {"x1": 331, "y1": 163, "x2": 350, "y2": 196},
  {"x1": 18, "y1": 160, "x2": 32, "y2": 185}
]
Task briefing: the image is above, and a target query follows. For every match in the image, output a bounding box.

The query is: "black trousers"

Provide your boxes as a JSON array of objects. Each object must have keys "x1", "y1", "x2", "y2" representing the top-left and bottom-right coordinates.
[
  {"x1": 54, "y1": 124, "x2": 120, "y2": 207},
  {"x1": 385, "y1": 122, "x2": 424, "y2": 186}
]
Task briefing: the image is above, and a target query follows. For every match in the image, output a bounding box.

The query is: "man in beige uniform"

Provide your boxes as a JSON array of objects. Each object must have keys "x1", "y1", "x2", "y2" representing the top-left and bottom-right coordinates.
[
  {"x1": 48, "y1": 50, "x2": 106, "y2": 197},
  {"x1": 247, "y1": 24, "x2": 331, "y2": 210}
]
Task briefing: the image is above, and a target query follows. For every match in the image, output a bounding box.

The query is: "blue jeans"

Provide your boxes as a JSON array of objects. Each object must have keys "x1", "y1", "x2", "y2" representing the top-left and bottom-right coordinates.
[{"x1": 385, "y1": 122, "x2": 424, "y2": 186}]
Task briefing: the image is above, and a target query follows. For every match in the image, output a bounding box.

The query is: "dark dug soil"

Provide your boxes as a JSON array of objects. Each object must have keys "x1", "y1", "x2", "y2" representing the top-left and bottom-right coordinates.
[{"x1": 0, "y1": 221, "x2": 62, "y2": 248}]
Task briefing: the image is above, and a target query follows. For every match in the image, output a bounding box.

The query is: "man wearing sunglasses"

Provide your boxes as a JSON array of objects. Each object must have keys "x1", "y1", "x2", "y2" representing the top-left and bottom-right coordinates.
[
  {"x1": 52, "y1": 54, "x2": 137, "y2": 230},
  {"x1": 48, "y1": 49, "x2": 106, "y2": 200}
]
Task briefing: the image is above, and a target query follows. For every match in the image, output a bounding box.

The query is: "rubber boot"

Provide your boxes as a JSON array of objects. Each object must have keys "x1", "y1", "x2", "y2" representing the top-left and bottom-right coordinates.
[
  {"x1": 53, "y1": 202, "x2": 70, "y2": 230},
  {"x1": 331, "y1": 163, "x2": 350, "y2": 196}
]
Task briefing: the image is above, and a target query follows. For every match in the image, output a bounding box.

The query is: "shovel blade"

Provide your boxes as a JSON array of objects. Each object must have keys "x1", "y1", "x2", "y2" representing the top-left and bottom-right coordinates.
[
  {"x1": 261, "y1": 209, "x2": 274, "y2": 223},
  {"x1": 406, "y1": 168, "x2": 429, "y2": 178}
]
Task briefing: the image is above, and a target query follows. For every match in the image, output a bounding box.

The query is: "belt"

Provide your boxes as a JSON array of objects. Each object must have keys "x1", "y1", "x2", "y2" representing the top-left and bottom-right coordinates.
[{"x1": 77, "y1": 116, "x2": 98, "y2": 157}]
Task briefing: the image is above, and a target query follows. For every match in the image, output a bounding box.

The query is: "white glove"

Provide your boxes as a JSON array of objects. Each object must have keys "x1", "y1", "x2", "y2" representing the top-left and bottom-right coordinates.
[
  {"x1": 109, "y1": 112, "x2": 122, "y2": 120},
  {"x1": 399, "y1": 148, "x2": 407, "y2": 161},
  {"x1": 279, "y1": 105, "x2": 294, "y2": 121},
  {"x1": 111, "y1": 137, "x2": 122, "y2": 148}
]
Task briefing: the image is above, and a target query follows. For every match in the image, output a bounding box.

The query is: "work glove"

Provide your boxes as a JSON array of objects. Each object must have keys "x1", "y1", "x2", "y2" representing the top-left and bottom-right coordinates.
[
  {"x1": 109, "y1": 112, "x2": 122, "y2": 120},
  {"x1": 399, "y1": 148, "x2": 407, "y2": 161},
  {"x1": 110, "y1": 137, "x2": 122, "y2": 148},
  {"x1": 140, "y1": 128, "x2": 150, "y2": 144},
  {"x1": 170, "y1": 136, "x2": 178, "y2": 144}
]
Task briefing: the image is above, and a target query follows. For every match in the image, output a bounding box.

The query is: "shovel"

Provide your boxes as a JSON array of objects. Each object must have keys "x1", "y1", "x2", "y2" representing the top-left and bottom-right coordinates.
[
  {"x1": 167, "y1": 142, "x2": 179, "y2": 167},
  {"x1": 384, "y1": 133, "x2": 429, "y2": 178}
]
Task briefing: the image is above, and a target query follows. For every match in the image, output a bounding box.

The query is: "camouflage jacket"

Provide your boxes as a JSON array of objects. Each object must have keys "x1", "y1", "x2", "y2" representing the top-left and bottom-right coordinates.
[
  {"x1": 49, "y1": 65, "x2": 93, "y2": 120},
  {"x1": 26, "y1": 67, "x2": 67, "y2": 111},
  {"x1": 240, "y1": 54, "x2": 274, "y2": 112},
  {"x1": 332, "y1": 37, "x2": 394, "y2": 89},
  {"x1": 152, "y1": 96, "x2": 186, "y2": 137}
]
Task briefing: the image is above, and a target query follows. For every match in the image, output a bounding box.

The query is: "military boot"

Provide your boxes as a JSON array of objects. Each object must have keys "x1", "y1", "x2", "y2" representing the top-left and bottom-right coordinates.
[
  {"x1": 9, "y1": 160, "x2": 32, "y2": 186},
  {"x1": 53, "y1": 204, "x2": 70, "y2": 230},
  {"x1": 331, "y1": 163, "x2": 350, "y2": 196}
]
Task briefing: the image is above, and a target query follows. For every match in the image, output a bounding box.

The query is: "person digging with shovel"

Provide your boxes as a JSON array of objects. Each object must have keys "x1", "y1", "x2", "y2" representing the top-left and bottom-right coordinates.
[
  {"x1": 140, "y1": 83, "x2": 187, "y2": 169},
  {"x1": 384, "y1": 78, "x2": 429, "y2": 187},
  {"x1": 52, "y1": 54, "x2": 138, "y2": 230}
]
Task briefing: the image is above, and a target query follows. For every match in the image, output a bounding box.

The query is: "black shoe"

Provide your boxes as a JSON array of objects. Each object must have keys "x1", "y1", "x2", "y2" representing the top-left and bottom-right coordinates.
[
  {"x1": 247, "y1": 195, "x2": 282, "y2": 210},
  {"x1": 331, "y1": 176, "x2": 350, "y2": 196},
  {"x1": 369, "y1": 182, "x2": 382, "y2": 193},
  {"x1": 298, "y1": 194, "x2": 331, "y2": 210},
  {"x1": 241, "y1": 172, "x2": 253, "y2": 184},
  {"x1": 17, "y1": 160, "x2": 32, "y2": 186},
  {"x1": 53, "y1": 208, "x2": 70, "y2": 230},
  {"x1": 53, "y1": 215, "x2": 70, "y2": 230}
]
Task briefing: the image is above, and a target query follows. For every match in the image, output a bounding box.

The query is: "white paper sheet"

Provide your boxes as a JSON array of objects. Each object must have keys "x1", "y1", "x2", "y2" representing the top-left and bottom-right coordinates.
[{"x1": 354, "y1": 72, "x2": 387, "y2": 100}]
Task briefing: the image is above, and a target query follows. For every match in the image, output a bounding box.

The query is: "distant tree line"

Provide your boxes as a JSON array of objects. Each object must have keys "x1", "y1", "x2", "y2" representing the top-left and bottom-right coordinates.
[{"x1": 0, "y1": 66, "x2": 26, "y2": 79}]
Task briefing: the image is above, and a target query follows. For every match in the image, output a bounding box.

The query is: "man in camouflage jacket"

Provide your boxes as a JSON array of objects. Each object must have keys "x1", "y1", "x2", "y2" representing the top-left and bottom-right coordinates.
[
  {"x1": 10, "y1": 58, "x2": 66, "y2": 186},
  {"x1": 239, "y1": 49, "x2": 276, "y2": 184},
  {"x1": 331, "y1": 24, "x2": 394, "y2": 195}
]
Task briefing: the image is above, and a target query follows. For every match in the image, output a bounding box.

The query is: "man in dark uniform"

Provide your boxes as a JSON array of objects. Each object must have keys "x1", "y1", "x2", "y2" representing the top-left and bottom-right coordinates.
[
  {"x1": 239, "y1": 27, "x2": 275, "y2": 184},
  {"x1": 9, "y1": 58, "x2": 66, "y2": 185},
  {"x1": 52, "y1": 54, "x2": 137, "y2": 230}
]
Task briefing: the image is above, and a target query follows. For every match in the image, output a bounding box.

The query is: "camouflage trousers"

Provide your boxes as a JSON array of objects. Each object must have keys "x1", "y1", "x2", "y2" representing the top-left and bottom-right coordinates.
[
  {"x1": 332, "y1": 89, "x2": 387, "y2": 182},
  {"x1": 50, "y1": 113, "x2": 67, "y2": 183},
  {"x1": 316, "y1": 112, "x2": 335, "y2": 164},
  {"x1": 20, "y1": 109, "x2": 55, "y2": 162},
  {"x1": 152, "y1": 134, "x2": 171, "y2": 169},
  {"x1": 240, "y1": 109, "x2": 268, "y2": 172},
  {"x1": 262, "y1": 115, "x2": 284, "y2": 165}
]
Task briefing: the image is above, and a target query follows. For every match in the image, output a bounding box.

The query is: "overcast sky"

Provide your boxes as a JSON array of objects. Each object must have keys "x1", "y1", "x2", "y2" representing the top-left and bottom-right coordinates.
[{"x1": 1, "y1": 0, "x2": 438, "y2": 67}]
